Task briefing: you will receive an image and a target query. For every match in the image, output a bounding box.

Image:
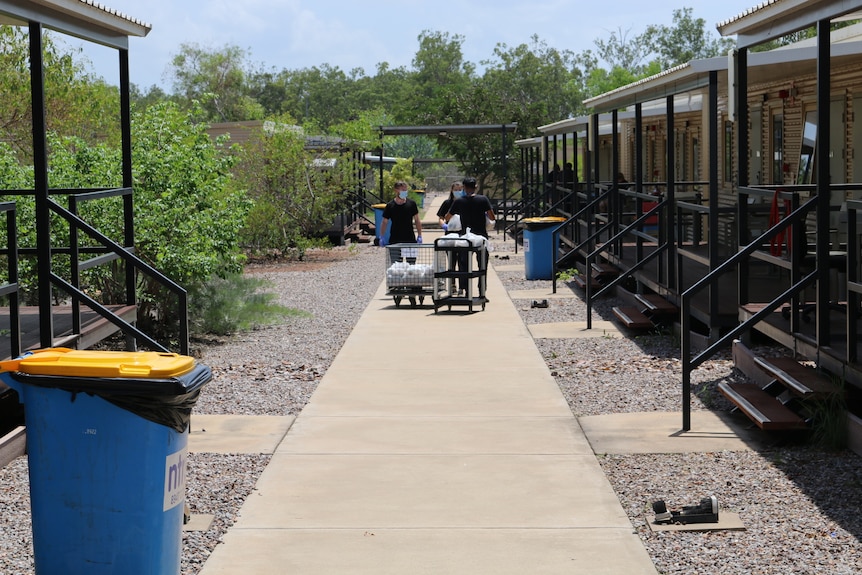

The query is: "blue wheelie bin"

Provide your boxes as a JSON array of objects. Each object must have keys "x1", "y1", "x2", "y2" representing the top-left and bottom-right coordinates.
[
  {"x1": 522, "y1": 217, "x2": 566, "y2": 280},
  {"x1": 0, "y1": 348, "x2": 211, "y2": 575},
  {"x1": 372, "y1": 203, "x2": 390, "y2": 243}
]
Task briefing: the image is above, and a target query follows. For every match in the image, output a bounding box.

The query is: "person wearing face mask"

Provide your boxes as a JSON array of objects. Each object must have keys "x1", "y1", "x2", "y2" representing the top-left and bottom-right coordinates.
[
  {"x1": 444, "y1": 176, "x2": 495, "y2": 239},
  {"x1": 379, "y1": 181, "x2": 422, "y2": 249},
  {"x1": 437, "y1": 180, "x2": 464, "y2": 233},
  {"x1": 437, "y1": 180, "x2": 467, "y2": 292},
  {"x1": 445, "y1": 176, "x2": 495, "y2": 297}
]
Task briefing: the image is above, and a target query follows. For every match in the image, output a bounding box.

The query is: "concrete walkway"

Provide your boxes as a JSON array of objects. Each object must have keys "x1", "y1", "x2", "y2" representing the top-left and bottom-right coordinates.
[
  {"x1": 192, "y1": 193, "x2": 763, "y2": 573},
  {"x1": 196, "y1": 228, "x2": 660, "y2": 575}
]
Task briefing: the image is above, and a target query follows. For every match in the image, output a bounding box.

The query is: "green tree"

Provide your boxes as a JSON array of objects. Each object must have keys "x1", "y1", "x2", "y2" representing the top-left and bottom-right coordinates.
[
  {"x1": 643, "y1": 8, "x2": 735, "y2": 69},
  {"x1": 129, "y1": 101, "x2": 250, "y2": 285},
  {"x1": 130, "y1": 83, "x2": 173, "y2": 110},
  {"x1": 592, "y1": 27, "x2": 651, "y2": 73},
  {"x1": 0, "y1": 28, "x2": 123, "y2": 159},
  {"x1": 431, "y1": 82, "x2": 508, "y2": 195},
  {"x1": 409, "y1": 31, "x2": 475, "y2": 121},
  {"x1": 428, "y1": 35, "x2": 583, "y2": 195},
  {"x1": 0, "y1": 101, "x2": 250, "y2": 323},
  {"x1": 381, "y1": 157, "x2": 424, "y2": 196},
  {"x1": 170, "y1": 42, "x2": 264, "y2": 122},
  {"x1": 235, "y1": 115, "x2": 360, "y2": 256}
]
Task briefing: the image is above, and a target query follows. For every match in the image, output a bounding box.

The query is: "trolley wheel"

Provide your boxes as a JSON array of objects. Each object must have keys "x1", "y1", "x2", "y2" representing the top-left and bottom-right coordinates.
[
  {"x1": 409, "y1": 296, "x2": 417, "y2": 307},
  {"x1": 394, "y1": 296, "x2": 402, "y2": 307}
]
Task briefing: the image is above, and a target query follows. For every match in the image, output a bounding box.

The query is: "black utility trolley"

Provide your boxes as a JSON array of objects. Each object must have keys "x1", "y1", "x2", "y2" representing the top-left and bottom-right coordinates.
[{"x1": 432, "y1": 236, "x2": 488, "y2": 313}]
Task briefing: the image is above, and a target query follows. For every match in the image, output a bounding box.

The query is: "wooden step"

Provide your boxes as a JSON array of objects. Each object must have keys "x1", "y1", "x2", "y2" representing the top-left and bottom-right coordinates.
[
  {"x1": 591, "y1": 262, "x2": 619, "y2": 279},
  {"x1": 612, "y1": 306, "x2": 653, "y2": 330},
  {"x1": 573, "y1": 274, "x2": 602, "y2": 290},
  {"x1": 753, "y1": 356, "x2": 840, "y2": 398},
  {"x1": 718, "y1": 382, "x2": 808, "y2": 431},
  {"x1": 635, "y1": 293, "x2": 678, "y2": 316}
]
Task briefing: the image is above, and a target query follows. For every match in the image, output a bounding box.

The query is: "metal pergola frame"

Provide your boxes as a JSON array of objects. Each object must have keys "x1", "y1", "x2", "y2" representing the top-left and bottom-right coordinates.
[{"x1": 376, "y1": 124, "x2": 518, "y2": 219}]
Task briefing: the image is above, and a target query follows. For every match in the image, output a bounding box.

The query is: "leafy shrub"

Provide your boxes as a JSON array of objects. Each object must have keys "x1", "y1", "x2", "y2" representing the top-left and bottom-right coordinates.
[{"x1": 189, "y1": 273, "x2": 307, "y2": 336}]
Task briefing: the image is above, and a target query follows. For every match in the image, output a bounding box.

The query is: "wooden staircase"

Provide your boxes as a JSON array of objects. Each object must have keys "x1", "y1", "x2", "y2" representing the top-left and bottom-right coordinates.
[
  {"x1": 612, "y1": 292, "x2": 679, "y2": 331},
  {"x1": 572, "y1": 261, "x2": 618, "y2": 291},
  {"x1": 343, "y1": 218, "x2": 375, "y2": 243},
  {"x1": 722, "y1": 340, "x2": 840, "y2": 431}
]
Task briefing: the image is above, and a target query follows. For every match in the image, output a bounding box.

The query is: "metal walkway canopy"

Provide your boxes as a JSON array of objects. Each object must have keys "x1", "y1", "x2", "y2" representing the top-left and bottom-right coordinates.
[
  {"x1": 379, "y1": 124, "x2": 517, "y2": 136},
  {"x1": 0, "y1": 0, "x2": 151, "y2": 49},
  {"x1": 375, "y1": 123, "x2": 518, "y2": 203}
]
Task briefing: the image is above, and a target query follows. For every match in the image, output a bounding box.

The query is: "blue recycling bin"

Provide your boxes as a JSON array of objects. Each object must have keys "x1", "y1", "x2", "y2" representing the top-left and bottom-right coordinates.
[
  {"x1": 523, "y1": 217, "x2": 565, "y2": 280},
  {"x1": 372, "y1": 203, "x2": 390, "y2": 242},
  {"x1": 0, "y1": 348, "x2": 211, "y2": 575}
]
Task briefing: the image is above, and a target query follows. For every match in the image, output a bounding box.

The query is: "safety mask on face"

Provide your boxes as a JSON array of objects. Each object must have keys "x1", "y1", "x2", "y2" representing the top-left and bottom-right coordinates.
[
  {"x1": 398, "y1": 190, "x2": 408, "y2": 199},
  {"x1": 455, "y1": 191, "x2": 466, "y2": 198}
]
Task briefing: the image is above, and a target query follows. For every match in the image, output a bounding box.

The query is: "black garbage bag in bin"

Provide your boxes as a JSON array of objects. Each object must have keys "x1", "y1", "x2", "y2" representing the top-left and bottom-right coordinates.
[{"x1": 9, "y1": 359, "x2": 211, "y2": 432}]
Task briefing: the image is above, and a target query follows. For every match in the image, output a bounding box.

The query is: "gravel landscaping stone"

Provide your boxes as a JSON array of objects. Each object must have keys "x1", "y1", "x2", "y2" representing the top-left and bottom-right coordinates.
[{"x1": 1, "y1": 241, "x2": 861, "y2": 574}]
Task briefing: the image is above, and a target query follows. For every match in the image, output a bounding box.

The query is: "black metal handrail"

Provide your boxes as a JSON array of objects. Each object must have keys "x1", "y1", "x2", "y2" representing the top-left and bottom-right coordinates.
[
  {"x1": 552, "y1": 191, "x2": 665, "y2": 292},
  {"x1": 679, "y1": 193, "x2": 818, "y2": 430},
  {"x1": 51, "y1": 191, "x2": 189, "y2": 354},
  {"x1": 0, "y1": 202, "x2": 20, "y2": 359},
  {"x1": 504, "y1": 184, "x2": 573, "y2": 254},
  {"x1": 847, "y1": 199, "x2": 862, "y2": 364}
]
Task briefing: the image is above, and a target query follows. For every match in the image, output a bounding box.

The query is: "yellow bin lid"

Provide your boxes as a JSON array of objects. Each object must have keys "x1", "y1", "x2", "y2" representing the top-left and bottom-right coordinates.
[
  {"x1": 522, "y1": 216, "x2": 566, "y2": 224},
  {"x1": 6, "y1": 348, "x2": 196, "y2": 379},
  {"x1": 371, "y1": 203, "x2": 387, "y2": 209}
]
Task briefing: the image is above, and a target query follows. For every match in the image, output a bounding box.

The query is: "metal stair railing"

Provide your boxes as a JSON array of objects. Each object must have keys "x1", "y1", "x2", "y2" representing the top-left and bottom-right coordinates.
[
  {"x1": 0, "y1": 202, "x2": 21, "y2": 359},
  {"x1": 848, "y1": 199, "x2": 862, "y2": 364},
  {"x1": 53, "y1": 189, "x2": 189, "y2": 354},
  {"x1": 551, "y1": 191, "x2": 666, "y2": 289},
  {"x1": 343, "y1": 187, "x2": 378, "y2": 234},
  {"x1": 580, "y1": 200, "x2": 668, "y2": 329},
  {"x1": 679, "y1": 193, "x2": 817, "y2": 430},
  {"x1": 504, "y1": 185, "x2": 570, "y2": 254}
]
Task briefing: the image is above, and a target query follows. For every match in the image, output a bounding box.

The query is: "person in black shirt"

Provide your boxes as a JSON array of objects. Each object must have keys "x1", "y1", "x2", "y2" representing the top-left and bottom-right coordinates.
[
  {"x1": 437, "y1": 180, "x2": 466, "y2": 291},
  {"x1": 445, "y1": 177, "x2": 495, "y2": 296},
  {"x1": 380, "y1": 181, "x2": 422, "y2": 247},
  {"x1": 445, "y1": 177, "x2": 495, "y2": 238}
]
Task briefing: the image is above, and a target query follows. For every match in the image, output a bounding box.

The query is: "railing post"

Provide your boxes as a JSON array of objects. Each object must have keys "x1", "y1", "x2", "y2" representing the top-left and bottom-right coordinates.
[{"x1": 681, "y1": 293, "x2": 691, "y2": 431}]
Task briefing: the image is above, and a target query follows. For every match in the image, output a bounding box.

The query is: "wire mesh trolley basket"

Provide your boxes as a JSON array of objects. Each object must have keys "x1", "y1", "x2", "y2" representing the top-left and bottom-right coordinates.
[{"x1": 385, "y1": 243, "x2": 441, "y2": 307}]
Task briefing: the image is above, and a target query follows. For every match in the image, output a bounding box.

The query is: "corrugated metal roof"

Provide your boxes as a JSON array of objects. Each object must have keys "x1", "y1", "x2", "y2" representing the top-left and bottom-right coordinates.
[
  {"x1": 716, "y1": 0, "x2": 778, "y2": 30},
  {"x1": 717, "y1": 0, "x2": 862, "y2": 47},
  {"x1": 0, "y1": 0, "x2": 151, "y2": 47},
  {"x1": 78, "y1": 0, "x2": 151, "y2": 29}
]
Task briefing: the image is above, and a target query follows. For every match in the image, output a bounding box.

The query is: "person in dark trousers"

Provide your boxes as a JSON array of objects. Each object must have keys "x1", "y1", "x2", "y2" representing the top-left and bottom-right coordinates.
[
  {"x1": 445, "y1": 177, "x2": 495, "y2": 296},
  {"x1": 438, "y1": 180, "x2": 466, "y2": 291}
]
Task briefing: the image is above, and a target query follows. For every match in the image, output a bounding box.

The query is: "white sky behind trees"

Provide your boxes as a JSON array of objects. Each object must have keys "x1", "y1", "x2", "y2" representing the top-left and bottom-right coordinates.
[{"x1": 73, "y1": 0, "x2": 757, "y2": 91}]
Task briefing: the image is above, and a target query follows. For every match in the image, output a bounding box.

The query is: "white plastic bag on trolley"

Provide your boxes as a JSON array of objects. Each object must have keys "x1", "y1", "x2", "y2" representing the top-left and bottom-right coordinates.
[
  {"x1": 447, "y1": 213, "x2": 462, "y2": 232},
  {"x1": 437, "y1": 231, "x2": 469, "y2": 247},
  {"x1": 463, "y1": 228, "x2": 487, "y2": 248}
]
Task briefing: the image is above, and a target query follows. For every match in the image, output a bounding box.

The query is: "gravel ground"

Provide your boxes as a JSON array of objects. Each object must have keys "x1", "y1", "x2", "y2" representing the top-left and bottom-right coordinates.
[
  {"x1": 2, "y1": 241, "x2": 862, "y2": 574},
  {"x1": 497, "y1": 250, "x2": 862, "y2": 575}
]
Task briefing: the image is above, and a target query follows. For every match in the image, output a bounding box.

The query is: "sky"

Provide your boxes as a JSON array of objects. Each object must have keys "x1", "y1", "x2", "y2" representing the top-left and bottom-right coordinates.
[{"x1": 71, "y1": 0, "x2": 760, "y2": 91}]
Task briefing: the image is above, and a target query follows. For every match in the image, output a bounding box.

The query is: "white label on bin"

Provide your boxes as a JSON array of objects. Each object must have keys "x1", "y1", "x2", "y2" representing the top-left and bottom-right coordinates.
[
  {"x1": 164, "y1": 448, "x2": 187, "y2": 511},
  {"x1": 524, "y1": 238, "x2": 531, "y2": 253}
]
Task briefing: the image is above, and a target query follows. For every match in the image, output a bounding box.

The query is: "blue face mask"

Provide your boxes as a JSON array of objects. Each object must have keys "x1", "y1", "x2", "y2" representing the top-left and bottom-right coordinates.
[
  {"x1": 455, "y1": 190, "x2": 466, "y2": 198},
  {"x1": 398, "y1": 190, "x2": 408, "y2": 199}
]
